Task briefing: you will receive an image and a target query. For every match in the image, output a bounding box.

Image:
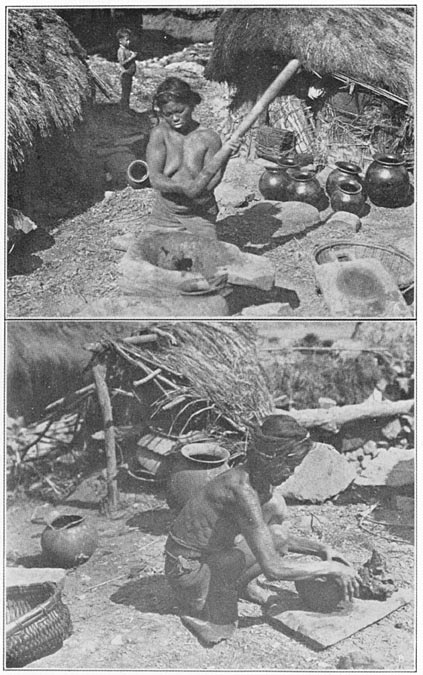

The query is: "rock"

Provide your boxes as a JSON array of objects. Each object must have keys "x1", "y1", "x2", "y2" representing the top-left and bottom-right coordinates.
[
  {"x1": 363, "y1": 440, "x2": 378, "y2": 456},
  {"x1": 382, "y1": 417, "x2": 402, "y2": 440},
  {"x1": 277, "y1": 442, "x2": 356, "y2": 502},
  {"x1": 75, "y1": 294, "x2": 228, "y2": 318},
  {"x1": 337, "y1": 651, "x2": 385, "y2": 670},
  {"x1": 326, "y1": 210, "x2": 361, "y2": 232},
  {"x1": 215, "y1": 183, "x2": 250, "y2": 208},
  {"x1": 318, "y1": 396, "x2": 337, "y2": 408},
  {"x1": 240, "y1": 302, "x2": 293, "y2": 317},
  {"x1": 164, "y1": 61, "x2": 204, "y2": 75},
  {"x1": 354, "y1": 447, "x2": 414, "y2": 486},
  {"x1": 360, "y1": 455, "x2": 373, "y2": 470},
  {"x1": 256, "y1": 201, "x2": 320, "y2": 239}
]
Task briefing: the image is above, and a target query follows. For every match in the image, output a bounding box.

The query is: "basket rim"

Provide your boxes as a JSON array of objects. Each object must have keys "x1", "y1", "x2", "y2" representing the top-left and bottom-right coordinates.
[
  {"x1": 6, "y1": 582, "x2": 59, "y2": 637},
  {"x1": 313, "y1": 240, "x2": 413, "y2": 266}
]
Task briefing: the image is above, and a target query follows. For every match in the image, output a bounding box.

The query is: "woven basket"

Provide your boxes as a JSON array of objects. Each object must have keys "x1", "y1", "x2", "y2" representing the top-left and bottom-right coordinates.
[
  {"x1": 256, "y1": 125, "x2": 296, "y2": 162},
  {"x1": 314, "y1": 240, "x2": 414, "y2": 290},
  {"x1": 6, "y1": 582, "x2": 72, "y2": 667}
]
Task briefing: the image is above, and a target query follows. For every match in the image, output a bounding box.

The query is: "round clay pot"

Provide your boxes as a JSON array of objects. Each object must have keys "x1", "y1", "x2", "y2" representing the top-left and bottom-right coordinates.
[
  {"x1": 166, "y1": 443, "x2": 230, "y2": 512},
  {"x1": 41, "y1": 515, "x2": 98, "y2": 568},
  {"x1": 295, "y1": 576, "x2": 350, "y2": 613},
  {"x1": 127, "y1": 159, "x2": 149, "y2": 189},
  {"x1": 330, "y1": 179, "x2": 366, "y2": 216},
  {"x1": 259, "y1": 161, "x2": 298, "y2": 201},
  {"x1": 285, "y1": 170, "x2": 324, "y2": 208},
  {"x1": 364, "y1": 154, "x2": 410, "y2": 207},
  {"x1": 326, "y1": 161, "x2": 365, "y2": 197}
]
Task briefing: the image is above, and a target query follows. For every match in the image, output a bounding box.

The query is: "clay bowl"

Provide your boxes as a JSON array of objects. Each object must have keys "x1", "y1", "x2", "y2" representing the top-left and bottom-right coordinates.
[{"x1": 295, "y1": 576, "x2": 351, "y2": 613}]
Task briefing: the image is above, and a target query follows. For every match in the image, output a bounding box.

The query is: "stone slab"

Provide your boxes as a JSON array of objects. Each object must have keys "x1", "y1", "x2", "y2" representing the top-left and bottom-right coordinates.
[
  {"x1": 277, "y1": 442, "x2": 356, "y2": 502},
  {"x1": 354, "y1": 447, "x2": 414, "y2": 486},
  {"x1": 314, "y1": 258, "x2": 411, "y2": 317},
  {"x1": 240, "y1": 302, "x2": 293, "y2": 317},
  {"x1": 75, "y1": 294, "x2": 229, "y2": 318},
  {"x1": 266, "y1": 590, "x2": 412, "y2": 650},
  {"x1": 6, "y1": 566, "x2": 67, "y2": 588}
]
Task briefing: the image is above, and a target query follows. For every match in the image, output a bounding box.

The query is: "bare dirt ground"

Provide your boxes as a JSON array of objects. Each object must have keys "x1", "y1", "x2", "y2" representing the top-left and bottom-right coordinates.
[
  {"x1": 7, "y1": 45, "x2": 414, "y2": 319},
  {"x1": 6, "y1": 479, "x2": 414, "y2": 671}
]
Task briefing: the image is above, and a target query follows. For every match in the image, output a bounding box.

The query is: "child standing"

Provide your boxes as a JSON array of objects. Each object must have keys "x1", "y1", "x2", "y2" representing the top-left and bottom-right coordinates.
[{"x1": 116, "y1": 28, "x2": 137, "y2": 112}]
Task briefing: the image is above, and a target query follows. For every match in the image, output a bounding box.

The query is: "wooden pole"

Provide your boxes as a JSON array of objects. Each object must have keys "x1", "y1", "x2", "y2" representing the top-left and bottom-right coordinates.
[
  {"x1": 285, "y1": 399, "x2": 414, "y2": 429},
  {"x1": 92, "y1": 362, "x2": 118, "y2": 512},
  {"x1": 183, "y1": 58, "x2": 301, "y2": 199}
]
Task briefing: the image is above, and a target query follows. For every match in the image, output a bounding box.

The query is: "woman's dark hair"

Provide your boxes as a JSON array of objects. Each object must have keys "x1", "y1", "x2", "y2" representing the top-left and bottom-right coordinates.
[{"x1": 153, "y1": 77, "x2": 201, "y2": 113}]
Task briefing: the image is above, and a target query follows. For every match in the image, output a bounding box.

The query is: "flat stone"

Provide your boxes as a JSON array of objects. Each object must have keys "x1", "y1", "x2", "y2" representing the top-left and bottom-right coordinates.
[
  {"x1": 6, "y1": 566, "x2": 67, "y2": 588},
  {"x1": 277, "y1": 442, "x2": 356, "y2": 502},
  {"x1": 240, "y1": 302, "x2": 293, "y2": 317},
  {"x1": 111, "y1": 233, "x2": 136, "y2": 251},
  {"x1": 354, "y1": 447, "x2": 414, "y2": 486},
  {"x1": 219, "y1": 244, "x2": 274, "y2": 291},
  {"x1": 266, "y1": 590, "x2": 412, "y2": 650},
  {"x1": 314, "y1": 258, "x2": 411, "y2": 317},
  {"x1": 266, "y1": 201, "x2": 320, "y2": 238}
]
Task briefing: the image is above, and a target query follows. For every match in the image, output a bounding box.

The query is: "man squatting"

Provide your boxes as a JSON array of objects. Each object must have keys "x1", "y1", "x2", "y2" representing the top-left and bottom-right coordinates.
[{"x1": 164, "y1": 414, "x2": 360, "y2": 645}]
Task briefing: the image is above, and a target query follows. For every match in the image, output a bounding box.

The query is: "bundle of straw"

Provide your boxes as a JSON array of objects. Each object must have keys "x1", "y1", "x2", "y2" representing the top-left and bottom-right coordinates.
[{"x1": 106, "y1": 321, "x2": 274, "y2": 432}]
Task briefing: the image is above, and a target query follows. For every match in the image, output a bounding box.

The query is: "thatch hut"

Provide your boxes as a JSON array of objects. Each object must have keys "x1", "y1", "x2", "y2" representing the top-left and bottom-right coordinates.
[
  {"x1": 8, "y1": 9, "x2": 92, "y2": 172},
  {"x1": 205, "y1": 8, "x2": 414, "y2": 164}
]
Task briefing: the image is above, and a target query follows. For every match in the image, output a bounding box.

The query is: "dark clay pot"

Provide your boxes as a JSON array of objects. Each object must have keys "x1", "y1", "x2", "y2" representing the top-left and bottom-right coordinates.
[
  {"x1": 330, "y1": 179, "x2": 366, "y2": 216},
  {"x1": 166, "y1": 443, "x2": 230, "y2": 512},
  {"x1": 41, "y1": 515, "x2": 98, "y2": 568},
  {"x1": 326, "y1": 161, "x2": 365, "y2": 197},
  {"x1": 285, "y1": 170, "x2": 324, "y2": 208},
  {"x1": 295, "y1": 577, "x2": 351, "y2": 613},
  {"x1": 258, "y1": 159, "x2": 298, "y2": 201},
  {"x1": 364, "y1": 154, "x2": 410, "y2": 207}
]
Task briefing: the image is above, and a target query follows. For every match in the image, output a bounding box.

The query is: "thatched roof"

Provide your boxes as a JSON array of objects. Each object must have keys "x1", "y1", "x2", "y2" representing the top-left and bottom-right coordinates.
[
  {"x1": 205, "y1": 8, "x2": 414, "y2": 104},
  {"x1": 8, "y1": 9, "x2": 92, "y2": 171}
]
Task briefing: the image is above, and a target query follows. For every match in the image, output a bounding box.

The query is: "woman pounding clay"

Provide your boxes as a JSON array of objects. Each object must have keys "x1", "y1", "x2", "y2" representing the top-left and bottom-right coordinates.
[{"x1": 146, "y1": 77, "x2": 240, "y2": 239}]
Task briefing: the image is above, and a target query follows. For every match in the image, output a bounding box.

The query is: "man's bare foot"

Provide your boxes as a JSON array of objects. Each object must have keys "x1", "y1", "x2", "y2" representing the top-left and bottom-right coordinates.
[{"x1": 181, "y1": 615, "x2": 237, "y2": 645}]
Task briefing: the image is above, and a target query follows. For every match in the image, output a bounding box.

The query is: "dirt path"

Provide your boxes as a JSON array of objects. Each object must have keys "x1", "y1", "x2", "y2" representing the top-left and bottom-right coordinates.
[{"x1": 6, "y1": 482, "x2": 414, "y2": 670}]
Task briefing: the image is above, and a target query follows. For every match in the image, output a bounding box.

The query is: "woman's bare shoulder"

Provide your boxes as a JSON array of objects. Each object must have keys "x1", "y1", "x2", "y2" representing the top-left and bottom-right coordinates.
[
  {"x1": 193, "y1": 126, "x2": 222, "y2": 147},
  {"x1": 148, "y1": 123, "x2": 166, "y2": 142}
]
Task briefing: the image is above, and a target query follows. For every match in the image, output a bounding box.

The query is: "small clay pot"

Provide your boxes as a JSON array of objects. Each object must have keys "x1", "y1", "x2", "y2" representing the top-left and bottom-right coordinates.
[
  {"x1": 295, "y1": 576, "x2": 350, "y2": 613},
  {"x1": 285, "y1": 170, "x2": 324, "y2": 208},
  {"x1": 326, "y1": 161, "x2": 365, "y2": 197},
  {"x1": 330, "y1": 179, "x2": 366, "y2": 216},
  {"x1": 41, "y1": 515, "x2": 98, "y2": 568},
  {"x1": 364, "y1": 154, "x2": 410, "y2": 207}
]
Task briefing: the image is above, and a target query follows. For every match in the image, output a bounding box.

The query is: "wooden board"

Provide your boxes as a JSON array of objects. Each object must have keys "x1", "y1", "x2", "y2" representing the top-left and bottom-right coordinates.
[
  {"x1": 314, "y1": 258, "x2": 411, "y2": 317},
  {"x1": 266, "y1": 590, "x2": 412, "y2": 650}
]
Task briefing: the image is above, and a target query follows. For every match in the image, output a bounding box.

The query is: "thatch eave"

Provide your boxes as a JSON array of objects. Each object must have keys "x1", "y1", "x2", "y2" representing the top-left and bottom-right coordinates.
[
  {"x1": 8, "y1": 8, "x2": 92, "y2": 172},
  {"x1": 205, "y1": 8, "x2": 414, "y2": 105}
]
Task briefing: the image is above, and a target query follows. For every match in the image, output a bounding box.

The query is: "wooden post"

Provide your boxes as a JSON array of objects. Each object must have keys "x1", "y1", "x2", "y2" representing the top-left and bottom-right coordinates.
[{"x1": 92, "y1": 362, "x2": 118, "y2": 512}]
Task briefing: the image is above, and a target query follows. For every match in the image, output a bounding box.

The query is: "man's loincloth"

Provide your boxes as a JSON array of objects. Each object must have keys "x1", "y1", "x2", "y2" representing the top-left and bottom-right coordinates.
[{"x1": 144, "y1": 192, "x2": 218, "y2": 239}]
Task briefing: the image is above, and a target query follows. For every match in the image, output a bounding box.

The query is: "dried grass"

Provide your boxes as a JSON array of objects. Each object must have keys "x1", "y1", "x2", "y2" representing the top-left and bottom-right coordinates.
[
  {"x1": 8, "y1": 9, "x2": 92, "y2": 170},
  {"x1": 106, "y1": 322, "x2": 274, "y2": 432}
]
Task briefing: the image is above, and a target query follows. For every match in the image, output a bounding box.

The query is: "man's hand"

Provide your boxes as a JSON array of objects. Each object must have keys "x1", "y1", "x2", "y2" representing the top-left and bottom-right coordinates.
[{"x1": 327, "y1": 562, "x2": 361, "y2": 602}]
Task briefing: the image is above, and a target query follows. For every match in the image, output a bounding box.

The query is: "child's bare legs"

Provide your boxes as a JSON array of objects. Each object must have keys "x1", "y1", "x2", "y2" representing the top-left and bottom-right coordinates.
[{"x1": 120, "y1": 73, "x2": 133, "y2": 110}]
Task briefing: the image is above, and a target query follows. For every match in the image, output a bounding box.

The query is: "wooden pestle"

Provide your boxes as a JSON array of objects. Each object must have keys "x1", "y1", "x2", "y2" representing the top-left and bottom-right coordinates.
[{"x1": 183, "y1": 58, "x2": 301, "y2": 199}]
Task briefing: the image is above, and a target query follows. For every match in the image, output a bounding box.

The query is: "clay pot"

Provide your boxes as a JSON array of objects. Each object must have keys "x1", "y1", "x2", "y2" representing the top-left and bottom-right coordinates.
[
  {"x1": 326, "y1": 161, "x2": 365, "y2": 197},
  {"x1": 259, "y1": 160, "x2": 298, "y2": 201},
  {"x1": 41, "y1": 515, "x2": 98, "y2": 568},
  {"x1": 285, "y1": 170, "x2": 324, "y2": 208},
  {"x1": 166, "y1": 443, "x2": 230, "y2": 512},
  {"x1": 364, "y1": 154, "x2": 410, "y2": 207},
  {"x1": 127, "y1": 159, "x2": 149, "y2": 189},
  {"x1": 295, "y1": 576, "x2": 350, "y2": 613},
  {"x1": 330, "y1": 179, "x2": 366, "y2": 216}
]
